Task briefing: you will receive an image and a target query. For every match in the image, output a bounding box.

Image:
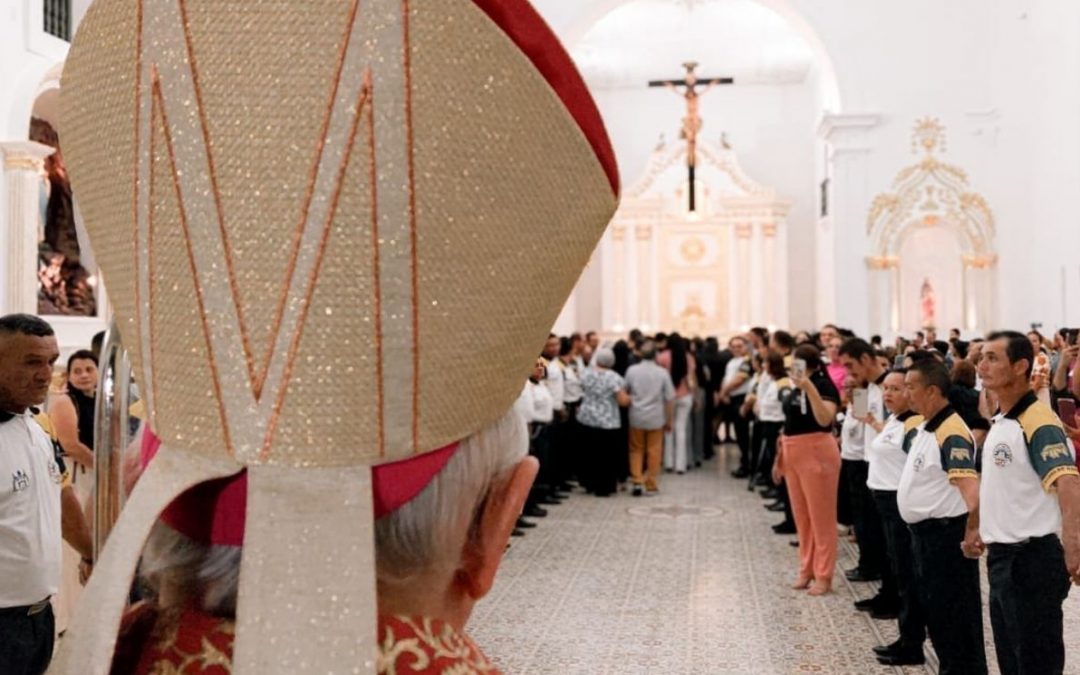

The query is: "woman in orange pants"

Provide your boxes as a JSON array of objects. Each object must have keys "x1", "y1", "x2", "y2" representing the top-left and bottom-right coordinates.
[{"x1": 773, "y1": 345, "x2": 842, "y2": 596}]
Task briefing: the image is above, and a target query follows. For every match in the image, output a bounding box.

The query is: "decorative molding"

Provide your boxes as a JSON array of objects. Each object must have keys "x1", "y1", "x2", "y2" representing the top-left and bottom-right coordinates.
[
  {"x1": 0, "y1": 140, "x2": 56, "y2": 170},
  {"x1": 962, "y1": 254, "x2": 998, "y2": 269},
  {"x1": 762, "y1": 223, "x2": 777, "y2": 238},
  {"x1": 635, "y1": 224, "x2": 652, "y2": 241},
  {"x1": 866, "y1": 118, "x2": 995, "y2": 259},
  {"x1": 735, "y1": 223, "x2": 753, "y2": 239},
  {"x1": 817, "y1": 112, "x2": 882, "y2": 143},
  {"x1": 611, "y1": 225, "x2": 626, "y2": 241},
  {"x1": 865, "y1": 255, "x2": 900, "y2": 270}
]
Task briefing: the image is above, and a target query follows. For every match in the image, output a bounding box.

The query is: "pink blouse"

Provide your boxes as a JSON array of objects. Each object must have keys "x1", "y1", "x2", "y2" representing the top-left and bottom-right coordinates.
[{"x1": 656, "y1": 350, "x2": 696, "y2": 398}]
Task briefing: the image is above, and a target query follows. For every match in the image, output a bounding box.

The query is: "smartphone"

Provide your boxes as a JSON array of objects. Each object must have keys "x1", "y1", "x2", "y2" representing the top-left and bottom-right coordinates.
[
  {"x1": 893, "y1": 355, "x2": 906, "y2": 369},
  {"x1": 1058, "y1": 398, "x2": 1077, "y2": 423},
  {"x1": 790, "y1": 358, "x2": 807, "y2": 379},
  {"x1": 1069, "y1": 329, "x2": 1079, "y2": 346},
  {"x1": 852, "y1": 388, "x2": 869, "y2": 419}
]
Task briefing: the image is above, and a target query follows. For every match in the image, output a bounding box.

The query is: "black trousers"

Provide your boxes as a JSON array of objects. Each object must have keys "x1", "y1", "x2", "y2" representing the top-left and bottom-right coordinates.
[
  {"x1": 0, "y1": 603, "x2": 54, "y2": 675},
  {"x1": 988, "y1": 535, "x2": 1070, "y2": 675},
  {"x1": 910, "y1": 515, "x2": 987, "y2": 675},
  {"x1": 843, "y1": 460, "x2": 890, "y2": 587},
  {"x1": 579, "y1": 425, "x2": 621, "y2": 497},
  {"x1": 730, "y1": 395, "x2": 751, "y2": 470},
  {"x1": 872, "y1": 490, "x2": 925, "y2": 648}
]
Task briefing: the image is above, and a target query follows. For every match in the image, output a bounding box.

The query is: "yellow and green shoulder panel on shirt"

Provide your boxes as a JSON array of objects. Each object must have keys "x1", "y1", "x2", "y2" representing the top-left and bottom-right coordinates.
[
  {"x1": 934, "y1": 414, "x2": 978, "y2": 481},
  {"x1": 1017, "y1": 401, "x2": 1080, "y2": 492}
]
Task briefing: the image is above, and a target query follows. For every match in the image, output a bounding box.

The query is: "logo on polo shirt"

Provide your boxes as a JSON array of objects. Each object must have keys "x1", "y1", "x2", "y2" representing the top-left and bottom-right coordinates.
[
  {"x1": 913, "y1": 451, "x2": 926, "y2": 472},
  {"x1": 1041, "y1": 443, "x2": 1069, "y2": 463},
  {"x1": 950, "y1": 447, "x2": 972, "y2": 462},
  {"x1": 12, "y1": 470, "x2": 30, "y2": 492},
  {"x1": 993, "y1": 444, "x2": 1012, "y2": 468},
  {"x1": 47, "y1": 459, "x2": 62, "y2": 485}
]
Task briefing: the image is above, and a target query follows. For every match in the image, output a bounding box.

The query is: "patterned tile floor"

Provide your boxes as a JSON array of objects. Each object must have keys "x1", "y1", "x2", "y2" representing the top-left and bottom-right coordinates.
[{"x1": 470, "y1": 445, "x2": 1080, "y2": 674}]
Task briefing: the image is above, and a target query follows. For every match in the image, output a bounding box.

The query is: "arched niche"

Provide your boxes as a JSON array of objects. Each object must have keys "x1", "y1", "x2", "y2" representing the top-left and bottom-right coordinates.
[{"x1": 865, "y1": 118, "x2": 996, "y2": 335}]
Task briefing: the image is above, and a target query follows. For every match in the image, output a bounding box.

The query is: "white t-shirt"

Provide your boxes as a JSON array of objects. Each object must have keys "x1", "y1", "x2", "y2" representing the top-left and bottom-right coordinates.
[
  {"x1": 862, "y1": 376, "x2": 887, "y2": 452},
  {"x1": 0, "y1": 412, "x2": 63, "y2": 607},
  {"x1": 561, "y1": 359, "x2": 583, "y2": 404},
  {"x1": 755, "y1": 374, "x2": 786, "y2": 423},
  {"x1": 866, "y1": 412, "x2": 922, "y2": 491},
  {"x1": 723, "y1": 357, "x2": 753, "y2": 397},
  {"x1": 980, "y1": 393, "x2": 1080, "y2": 545},
  {"x1": 514, "y1": 381, "x2": 555, "y2": 425},
  {"x1": 897, "y1": 408, "x2": 977, "y2": 524},
  {"x1": 840, "y1": 407, "x2": 865, "y2": 461},
  {"x1": 543, "y1": 358, "x2": 565, "y2": 412}
]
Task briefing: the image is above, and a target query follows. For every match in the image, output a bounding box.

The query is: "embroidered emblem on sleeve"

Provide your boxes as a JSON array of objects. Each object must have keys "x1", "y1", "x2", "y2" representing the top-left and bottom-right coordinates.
[{"x1": 1041, "y1": 443, "x2": 1069, "y2": 463}]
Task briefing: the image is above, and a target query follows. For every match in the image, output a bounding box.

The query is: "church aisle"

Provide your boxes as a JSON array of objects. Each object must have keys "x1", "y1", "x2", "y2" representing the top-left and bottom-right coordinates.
[{"x1": 470, "y1": 446, "x2": 1080, "y2": 674}]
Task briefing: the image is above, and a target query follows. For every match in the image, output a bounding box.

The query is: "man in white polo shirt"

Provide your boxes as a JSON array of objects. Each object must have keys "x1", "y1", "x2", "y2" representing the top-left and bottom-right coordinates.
[
  {"x1": 863, "y1": 369, "x2": 927, "y2": 666},
  {"x1": 0, "y1": 314, "x2": 93, "y2": 675},
  {"x1": 900, "y1": 359, "x2": 987, "y2": 675},
  {"x1": 975, "y1": 331, "x2": 1080, "y2": 675}
]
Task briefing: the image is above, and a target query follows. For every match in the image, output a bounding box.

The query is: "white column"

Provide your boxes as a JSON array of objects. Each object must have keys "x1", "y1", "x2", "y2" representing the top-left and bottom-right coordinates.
[
  {"x1": 636, "y1": 224, "x2": 653, "y2": 331},
  {"x1": 611, "y1": 226, "x2": 626, "y2": 332},
  {"x1": 889, "y1": 262, "x2": 902, "y2": 333},
  {"x1": 0, "y1": 141, "x2": 56, "y2": 316},
  {"x1": 817, "y1": 113, "x2": 882, "y2": 334},
  {"x1": 735, "y1": 222, "x2": 752, "y2": 328},
  {"x1": 749, "y1": 218, "x2": 765, "y2": 326},
  {"x1": 762, "y1": 222, "x2": 777, "y2": 328}
]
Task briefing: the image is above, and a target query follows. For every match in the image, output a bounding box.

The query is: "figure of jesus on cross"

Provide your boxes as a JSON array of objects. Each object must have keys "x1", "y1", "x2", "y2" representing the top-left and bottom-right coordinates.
[{"x1": 649, "y1": 62, "x2": 733, "y2": 211}]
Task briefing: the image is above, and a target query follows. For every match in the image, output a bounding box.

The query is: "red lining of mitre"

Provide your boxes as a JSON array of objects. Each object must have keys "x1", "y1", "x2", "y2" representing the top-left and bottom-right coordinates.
[
  {"x1": 139, "y1": 431, "x2": 461, "y2": 546},
  {"x1": 471, "y1": 0, "x2": 619, "y2": 196}
]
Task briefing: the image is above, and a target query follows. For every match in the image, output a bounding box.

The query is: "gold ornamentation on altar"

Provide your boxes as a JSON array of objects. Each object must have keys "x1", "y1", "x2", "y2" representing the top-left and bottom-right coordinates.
[
  {"x1": 612, "y1": 225, "x2": 627, "y2": 241},
  {"x1": 865, "y1": 255, "x2": 900, "y2": 270},
  {"x1": 867, "y1": 117, "x2": 995, "y2": 262},
  {"x1": 735, "y1": 223, "x2": 752, "y2": 239},
  {"x1": 762, "y1": 223, "x2": 777, "y2": 238},
  {"x1": 680, "y1": 237, "x2": 706, "y2": 263},
  {"x1": 635, "y1": 224, "x2": 653, "y2": 241},
  {"x1": 962, "y1": 254, "x2": 998, "y2": 269}
]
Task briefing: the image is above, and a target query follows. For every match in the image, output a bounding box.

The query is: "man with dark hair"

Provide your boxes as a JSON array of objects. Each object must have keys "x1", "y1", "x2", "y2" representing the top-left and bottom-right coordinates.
[
  {"x1": 717, "y1": 335, "x2": 754, "y2": 478},
  {"x1": 0, "y1": 314, "x2": 94, "y2": 675},
  {"x1": 770, "y1": 330, "x2": 796, "y2": 358},
  {"x1": 838, "y1": 339, "x2": 893, "y2": 605},
  {"x1": 976, "y1": 330, "x2": 1080, "y2": 674},
  {"x1": 899, "y1": 359, "x2": 987, "y2": 674}
]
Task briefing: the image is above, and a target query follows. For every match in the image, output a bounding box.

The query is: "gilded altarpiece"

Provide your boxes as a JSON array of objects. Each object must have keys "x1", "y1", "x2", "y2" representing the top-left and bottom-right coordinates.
[{"x1": 594, "y1": 139, "x2": 791, "y2": 337}]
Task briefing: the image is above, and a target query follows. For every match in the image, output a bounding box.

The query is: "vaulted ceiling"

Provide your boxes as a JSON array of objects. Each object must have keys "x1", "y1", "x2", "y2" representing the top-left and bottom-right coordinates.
[{"x1": 572, "y1": 0, "x2": 816, "y2": 90}]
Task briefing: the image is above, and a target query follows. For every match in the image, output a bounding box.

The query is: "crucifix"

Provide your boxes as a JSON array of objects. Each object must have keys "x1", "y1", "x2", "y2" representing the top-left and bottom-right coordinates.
[{"x1": 649, "y1": 62, "x2": 734, "y2": 211}]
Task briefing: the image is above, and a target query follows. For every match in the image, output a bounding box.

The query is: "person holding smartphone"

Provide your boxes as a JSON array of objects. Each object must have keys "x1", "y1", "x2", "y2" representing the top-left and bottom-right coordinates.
[{"x1": 772, "y1": 345, "x2": 841, "y2": 596}]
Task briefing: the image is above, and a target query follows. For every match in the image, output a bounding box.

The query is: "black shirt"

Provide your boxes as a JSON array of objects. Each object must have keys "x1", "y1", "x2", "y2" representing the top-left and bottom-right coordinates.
[{"x1": 782, "y1": 369, "x2": 841, "y2": 436}]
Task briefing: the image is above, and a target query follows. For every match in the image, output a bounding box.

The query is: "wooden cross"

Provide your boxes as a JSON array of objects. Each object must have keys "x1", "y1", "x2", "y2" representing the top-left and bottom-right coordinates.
[{"x1": 649, "y1": 62, "x2": 733, "y2": 211}]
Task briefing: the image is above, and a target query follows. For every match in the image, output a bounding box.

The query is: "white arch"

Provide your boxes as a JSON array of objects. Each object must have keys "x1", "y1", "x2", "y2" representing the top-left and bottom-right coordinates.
[
  {"x1": 4, "y1": 58, "x2": 66, "y2": 140},
  {"x1": 560, "y1": 0, "x2": 842, "y2": 112}
]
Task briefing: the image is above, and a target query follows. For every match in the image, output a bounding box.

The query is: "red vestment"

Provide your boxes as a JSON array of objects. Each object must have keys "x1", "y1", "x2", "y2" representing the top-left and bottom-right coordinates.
[{"x1": 111, "y1": 605, "x2": 500, "y2": 675}]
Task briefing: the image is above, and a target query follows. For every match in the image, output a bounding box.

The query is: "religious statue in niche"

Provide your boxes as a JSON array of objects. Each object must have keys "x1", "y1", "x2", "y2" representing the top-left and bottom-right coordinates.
[
  {"x1": 920, "y1": 277, "x2": 937, "y2": 329},
  {"x1": 31, "y1": 118, "x2": 97, "y2": 316}
]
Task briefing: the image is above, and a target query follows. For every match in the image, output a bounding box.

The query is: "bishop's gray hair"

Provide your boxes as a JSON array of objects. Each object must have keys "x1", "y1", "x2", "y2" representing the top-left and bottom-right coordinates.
[
  {"x1": 139, "y1": 521, "x2": 242, "y2": 617},
  {"x1": 374, "y1": 407, "x2": 529, "y2": 588}
]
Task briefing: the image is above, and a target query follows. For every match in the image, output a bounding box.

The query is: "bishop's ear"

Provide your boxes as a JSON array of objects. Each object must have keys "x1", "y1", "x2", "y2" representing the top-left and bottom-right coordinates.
[{"x1": 458, "y1": 457, "x2": 539, "y2": 600}]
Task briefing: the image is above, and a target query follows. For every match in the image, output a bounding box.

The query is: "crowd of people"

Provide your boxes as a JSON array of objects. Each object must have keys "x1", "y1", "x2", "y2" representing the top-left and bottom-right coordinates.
[{"x1": 521, "y1": 323, "x2": 1080, "y2": 674}]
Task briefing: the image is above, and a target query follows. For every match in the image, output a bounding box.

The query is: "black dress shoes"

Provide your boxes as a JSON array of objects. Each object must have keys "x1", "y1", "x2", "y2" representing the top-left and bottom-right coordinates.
[
  {"x1": 538, "y1": 496, "x2": 563, "y2": 506},
  {"x1": 772, "y1": 521, "x2": 796, "y2": 534},
  {"x1": 524, "y1": 504, "x2": 548, "y2": 518},
  {"x1": 870, "y1": 604, "x2": 899, "y2": 620},
  {"x1": 872, "y1": 640, "x2": 902, "y2": 656},
  {"x1": 853, "y1": 597, "x2": 877, "y2": 613},
  {"x1": 760, "y1": 488, "x2": 779, "y2": 499},
  {"x1": 765, "y1": 502, "x2": 786, "y2": 512},
  {"x1": 876, "y1": 650, "x2": 925, "y2": 666},
  {"x1": 511, "y1": 528, "x2": 525, "y2": 537},
  {"x1": 516, "y1": 517, "x2": 537, "y2": 529},
  {"x1": 844, "y1": 568, "x2": 881, "y2": 583},
  {"x1": 730, "y1": 468, "x2": 751, "y2": 479}
]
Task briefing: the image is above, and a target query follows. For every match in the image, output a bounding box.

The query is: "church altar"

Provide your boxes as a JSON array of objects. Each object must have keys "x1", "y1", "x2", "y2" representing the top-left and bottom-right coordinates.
[{"x1": 564, "y1": 137, "x2": 791, "y2": 338}]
